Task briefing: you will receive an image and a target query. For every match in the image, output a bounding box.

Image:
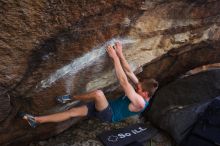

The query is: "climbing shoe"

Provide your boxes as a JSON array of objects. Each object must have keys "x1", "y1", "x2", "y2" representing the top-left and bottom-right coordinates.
[
  {"x1": 56, "y1": 94, "x2": 71, "y2": 104},
  {"x1": 19, "y1": 112, "x2": 38, "y2": 128}
]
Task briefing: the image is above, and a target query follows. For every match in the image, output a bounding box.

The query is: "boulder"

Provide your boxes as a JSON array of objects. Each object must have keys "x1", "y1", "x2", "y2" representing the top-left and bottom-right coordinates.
[{"x1": 146, "y1": 69, "x2": 220, "y2": 143}]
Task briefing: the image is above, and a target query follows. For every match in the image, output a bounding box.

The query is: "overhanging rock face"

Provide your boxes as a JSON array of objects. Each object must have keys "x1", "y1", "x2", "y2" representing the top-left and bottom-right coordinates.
[{"x1": 0, "y1": 0, "x2": 220, "y2": 145}]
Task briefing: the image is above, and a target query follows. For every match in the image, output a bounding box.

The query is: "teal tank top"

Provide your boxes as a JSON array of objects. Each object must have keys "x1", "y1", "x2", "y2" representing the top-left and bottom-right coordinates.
[{"x1": 109, "y1": 95, "x2": 149, "y2": 122}]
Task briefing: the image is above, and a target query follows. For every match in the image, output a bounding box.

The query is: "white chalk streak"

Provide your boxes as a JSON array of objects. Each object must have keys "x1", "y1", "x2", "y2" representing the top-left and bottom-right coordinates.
[
  {"x1": 39, "y1": 37, "x2": 137, "y2": 89},
  {"x1": 65, "y1": 75, "x2": 74, "y2": 94}
]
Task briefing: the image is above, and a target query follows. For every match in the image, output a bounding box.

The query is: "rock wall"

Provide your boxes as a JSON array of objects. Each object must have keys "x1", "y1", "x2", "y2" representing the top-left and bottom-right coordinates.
[{"x1": 0, "y1": 0, "x2": 220, "y2": 145}]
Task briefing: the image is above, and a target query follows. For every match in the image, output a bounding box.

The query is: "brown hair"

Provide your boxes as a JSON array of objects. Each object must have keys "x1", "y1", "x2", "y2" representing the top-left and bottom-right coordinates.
[{"x1": 140, "y1": 78, "x2": 158, "y2": 97}]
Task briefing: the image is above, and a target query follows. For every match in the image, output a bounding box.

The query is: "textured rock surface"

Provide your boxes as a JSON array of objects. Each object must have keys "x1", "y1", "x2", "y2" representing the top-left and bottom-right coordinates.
[
  {"x1": 146, "y1": 69, "x2": 220, "y2": 143},
  {"x1": 0, "y1": 0, "x2": 220, "y2": 145}
]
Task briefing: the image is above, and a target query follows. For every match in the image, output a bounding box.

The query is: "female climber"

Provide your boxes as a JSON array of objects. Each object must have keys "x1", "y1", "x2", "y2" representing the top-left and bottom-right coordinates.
[{"x1": 20, "y1": 42, "x2": 158, "y2": 128}]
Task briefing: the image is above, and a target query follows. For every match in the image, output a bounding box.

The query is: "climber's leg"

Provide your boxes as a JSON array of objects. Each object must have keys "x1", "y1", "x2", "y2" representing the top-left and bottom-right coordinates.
[
  {"x1": 36, "y1": 91, "x2": 112, "y2": 124},
  {"x1": 56, "y1": 90, "x2": 109, "y2": 109},
  {"x1": 67, "y1": 89, "x2": 108, "y2": 111},
  {"x1": 35, "y1": 105, "x2": 88, "y2": 123},
  {"x1": 85, "y1": 90, "x2": 113, "y2": 122},
  {"x1": 21, "y1": 90, "x2": 111, "y2": 126}
]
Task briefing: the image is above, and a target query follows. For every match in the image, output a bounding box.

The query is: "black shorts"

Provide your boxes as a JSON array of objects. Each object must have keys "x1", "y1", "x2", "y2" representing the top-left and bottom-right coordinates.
[{"x1": 86, "y1": 101, "x2": 113, "y2": 123}]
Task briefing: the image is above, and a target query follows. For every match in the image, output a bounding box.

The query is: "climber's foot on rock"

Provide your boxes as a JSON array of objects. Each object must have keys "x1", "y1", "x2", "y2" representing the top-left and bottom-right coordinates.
[
  {"x1": 56, "y1": 94, "x2": 71, "y2": 104},
  {"x1": 19, "y1": 112, "x2": 38, "y2": 128}
]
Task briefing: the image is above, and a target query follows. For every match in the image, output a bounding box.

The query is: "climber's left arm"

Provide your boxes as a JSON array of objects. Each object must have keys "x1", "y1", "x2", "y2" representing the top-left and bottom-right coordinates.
[{"x1": 114, "y1": 42, "x2": 139, "y2": 85}]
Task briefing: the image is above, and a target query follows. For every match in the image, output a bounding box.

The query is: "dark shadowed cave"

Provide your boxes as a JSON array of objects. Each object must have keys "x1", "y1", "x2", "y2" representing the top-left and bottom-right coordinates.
[{"x1": 0, "y1": 0, "x2": 220, "y2": 146}]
